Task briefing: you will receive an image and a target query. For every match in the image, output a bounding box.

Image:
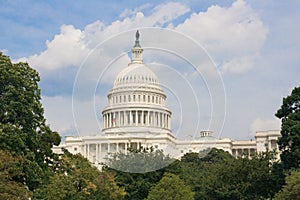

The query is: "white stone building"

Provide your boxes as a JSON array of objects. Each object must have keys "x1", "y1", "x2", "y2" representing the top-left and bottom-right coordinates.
[{"x1": 53, "y1": 31, "x2": 281, "y2": 166}]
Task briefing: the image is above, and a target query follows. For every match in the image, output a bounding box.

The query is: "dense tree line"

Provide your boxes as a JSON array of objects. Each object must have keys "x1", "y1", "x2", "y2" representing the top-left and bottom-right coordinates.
[{"x1": 0, "y1": 52, "x2": 299, "y2": 199}]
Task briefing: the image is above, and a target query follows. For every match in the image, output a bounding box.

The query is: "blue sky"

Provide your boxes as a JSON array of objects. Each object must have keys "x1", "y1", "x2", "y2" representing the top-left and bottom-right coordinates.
[{"x1": 1, "y1": 0, "x2": 299, "y2": 140}]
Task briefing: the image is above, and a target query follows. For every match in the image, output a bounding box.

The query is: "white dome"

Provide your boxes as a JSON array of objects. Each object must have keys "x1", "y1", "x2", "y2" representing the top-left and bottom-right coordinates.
[
  {"x1": 114, "y1": 63, "x2": 159, "y2": 87},
  {"x1": 112, "y1": 63, "x2": 164, "y2": 93},
  {"x1": 102, "y1": 31, "x2": 172, "y2": 135}
]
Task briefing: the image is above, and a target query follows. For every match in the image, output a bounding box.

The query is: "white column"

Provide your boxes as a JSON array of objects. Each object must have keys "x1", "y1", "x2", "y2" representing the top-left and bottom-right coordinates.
[
  {"x1": 147, "y1": 110, "x2": 150, "y2": 126},
  {"x1": 153, "y1": 112, "x2": 155, "y2": 126},
  {"x1": 151, "y1": 112, "x2": 154, "y2": 126},
  {"x1": 165, "y1": 114, "x2": 167, "y2": 128},
  {"x1": 116, "y1": 143, "x2": 119, "y2": 152},
  {"x1": 113, "y1": 112, "x2": 115, "y2": 127},
  {"x1": 158, "y1": 112, "x2": 161, "y2": 127},
  {"x1": 106, "y1": 114, "x2": 108, "y2": 128},
  {"x1": 130, "y1": 111, "x2": 132, "y2": 125},
  {"x1": 83, "y1": 143, "x2": 86, "y2": 158},
  {"x1": 117, "y1": 112, "x2": 120, "y2": 126},
  {"x1": 135, "y1": 110, "x2": 138, "y2": 126},
  {"x1": 108, "y1": 113, "x2": 111, "y2": 127},
  {"x1": 106, "y1": 114, "x2": 109, "y2": 128},
  {"x1": 107, "y1": 143, "x2": 110, "y2": 153},
  {"x1": 96, "y1": 143, "x2": 99, "y2": 164},
  {"x1": 142, "y1": 110, "x2": 144, "y2": 125},
  {"x1": 99, "y1": 144, "x2": 102, "y2": 163},
  {"x1": 157, "y1": 112, "x2": 160, "y2": 127},
  {"x1": 87, "y1": 144, "x2": 90, "y2": 161},
  {"x1": 167, "y1": 115, "x2": 169, "y2": 129}
]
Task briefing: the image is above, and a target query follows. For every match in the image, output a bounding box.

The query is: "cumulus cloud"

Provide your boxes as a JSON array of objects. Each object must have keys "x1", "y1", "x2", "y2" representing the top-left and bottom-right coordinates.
[
  {"x1": 17, "y1": 1, "x2": 266, "y2": 81},
  {"x1": 175, "y1": 0, "x2": 268, "y2": 74},
  {"x1": 18, "y1": 25, "x2": 89, "y2": 70},
  {"x1": 83, "y1": 2, "x2": 190, "y2": 47},
  {"x1": 17, "y1": 2, "x2": 190, "y2": 77}
]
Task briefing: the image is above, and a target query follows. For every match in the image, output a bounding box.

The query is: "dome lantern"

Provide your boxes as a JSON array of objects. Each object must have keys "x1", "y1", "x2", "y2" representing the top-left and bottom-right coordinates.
[{"x1": 131, "y1": 30, "x2": 143, "y2": 64}]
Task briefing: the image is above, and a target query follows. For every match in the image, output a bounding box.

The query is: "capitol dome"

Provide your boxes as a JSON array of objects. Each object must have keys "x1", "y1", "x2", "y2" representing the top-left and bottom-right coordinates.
[
  {"x1": 114, "y1": 63, "x2": 159, "y2": 88},
  {"x1": 102, "y1": 31, "x2": 172, "y2": 135}
]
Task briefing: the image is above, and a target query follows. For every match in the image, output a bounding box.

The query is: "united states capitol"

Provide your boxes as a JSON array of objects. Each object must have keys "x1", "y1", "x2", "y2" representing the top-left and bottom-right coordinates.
[{"x1": 53, "y1": 31, "x2": 280, "y2": 167}]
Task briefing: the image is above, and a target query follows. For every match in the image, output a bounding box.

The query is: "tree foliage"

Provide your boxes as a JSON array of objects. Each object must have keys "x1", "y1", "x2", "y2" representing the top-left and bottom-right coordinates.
[
  {"x1": 106, "y1": 147, "x2": 172, "y2": 200},
  {"x1": 107, "y1": 146, "x2": 175, "y2": 173},
  {"x1": 167, "y1": 148, "x2": 276, "y2": 200},
  {"x1": 276, "y1": 86, "x2": 300, "y2": 170},
  {"x1": 33, "y1": 149, "x2": 125, "y2": 200},
  {"x1": 0, "y1": 150, "x2": 31, "y2": 199},
  {"x1": 146, "y1": 172, "x2": 194, "y2": 200},
  {"x1": 0, "y1": 52, "x2": 60, "y2": 192},
  {"x1": 274, "y1": 170, "x2": 300, "y2": 200}
]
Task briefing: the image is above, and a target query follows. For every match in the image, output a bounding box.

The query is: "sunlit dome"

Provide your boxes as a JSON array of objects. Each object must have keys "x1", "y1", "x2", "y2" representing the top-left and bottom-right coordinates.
[
  {"x1": 114, "y1": 63, "x2": 159, "y2": 86},
  {"x1": 102, "y1": 30, "x2": 172, "y2": 134}
]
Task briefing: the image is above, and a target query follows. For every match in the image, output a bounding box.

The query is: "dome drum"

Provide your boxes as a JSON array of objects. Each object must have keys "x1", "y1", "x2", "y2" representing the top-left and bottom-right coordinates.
[
  {"x1": 107, "y1": 92, "x2": 167, "y2": 107},
  {"x1": 102, "y1": 109, "x2": 171, "y2": 132}
]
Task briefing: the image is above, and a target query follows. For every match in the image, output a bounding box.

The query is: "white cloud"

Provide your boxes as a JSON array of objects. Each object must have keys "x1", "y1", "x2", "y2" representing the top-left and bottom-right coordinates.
[
  {"x1": 222, "y1": 54, "x2": 258, "y2": 74},
  {"x1": 250, "y1": 117, "x2": 281, "y2": 134},
  {"x1": 18, "y1": 25, "x2": 89, "y2": 71},
  {"x1": 83, "y1": 2, "x2": 190, "y2": 47},
  {"x1": 148, "y1": 2, "x2": 190, "y2": 26},
  {"x1": 119, "y1": 3, "x2": 151, "y2": 19},
  {"x1": 1, "y1": 49, "x2": 9, "y2": 54},
  {"x1": 17, "y1": 1, "x2": 267, "y2": 76},
  {"x1": 175, "y1": 0, "x2": 268, "y2": 74},
  {"x1": 16, "y1": 2, "x2": 190, "y2": 77}
]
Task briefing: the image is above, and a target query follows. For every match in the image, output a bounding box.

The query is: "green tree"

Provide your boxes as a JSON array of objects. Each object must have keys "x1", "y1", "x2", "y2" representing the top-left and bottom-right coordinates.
[
  {"x1": 167, "y1": 148, "x2": 276, "y2": 200},
  {"x1": 0, "y1": 150, "x2": 31, "y2": 199},
  {"x1": 109, "y1": 169, "x2": 165, "y2": 200},
  {"x1": 0, "y1": 52, "x2": 61, "y2": 191},
  {"x1": 275, "y1": 86, "x2": 300, "y2": 170},
  {"x1": 106, "y1": 147, "x2": 172, "y2": 200},
  {"x1": 274, "y1": 170, "x2": 300, "y2": 200},
  {"x1": 107, "y1": 146, "x2": 175, "y2": 173},
  {"x1": 146, "y1": 172, "x2": 194, "y2": 200},
  {"x1": 33, "y1": 149, "x2": 125, "y2": 200}
]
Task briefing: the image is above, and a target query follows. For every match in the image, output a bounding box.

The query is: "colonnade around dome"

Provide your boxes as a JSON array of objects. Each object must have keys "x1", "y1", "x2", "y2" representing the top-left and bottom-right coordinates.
[{"x1": 103, "y1": 110, "x2": 171, "y2": 130}]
